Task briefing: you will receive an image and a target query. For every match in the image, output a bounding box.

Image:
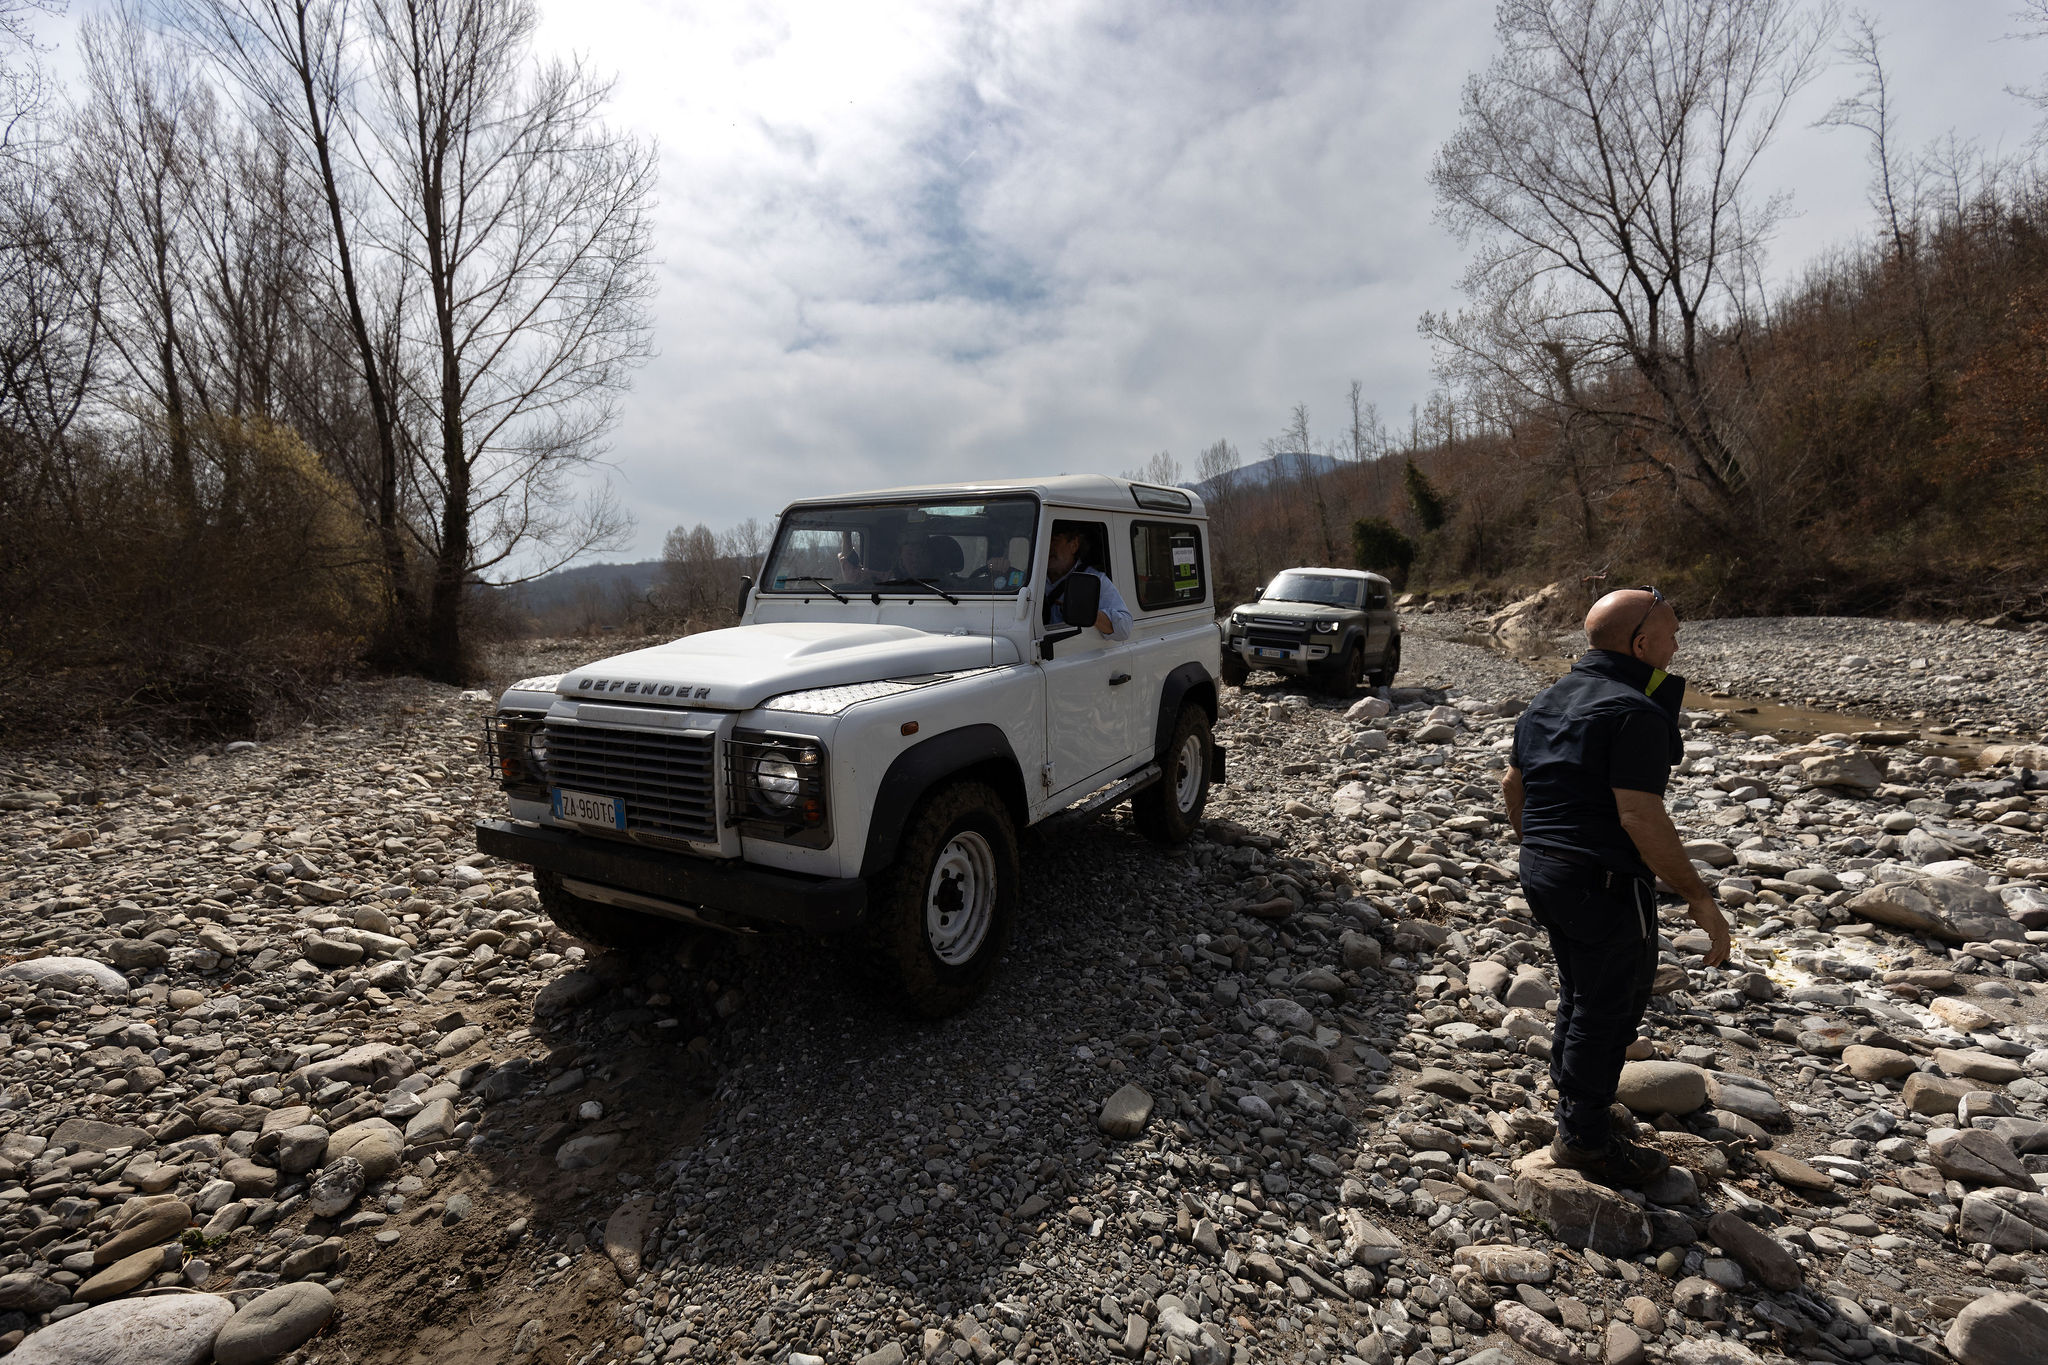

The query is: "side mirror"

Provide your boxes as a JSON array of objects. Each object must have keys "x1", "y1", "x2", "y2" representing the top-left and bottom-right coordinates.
[
  {"x1": 1061, "y1": 571, "x2": 1101, "y2": 630},
  {"x1": 735, "y1": 574, "x2": 753, "y2": 620},
  {"x1": 1038, "y1": 625, "x2": 1083, "y2": 660}
]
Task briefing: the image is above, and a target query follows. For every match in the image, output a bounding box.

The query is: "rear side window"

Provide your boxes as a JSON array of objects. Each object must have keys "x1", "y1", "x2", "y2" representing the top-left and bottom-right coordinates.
[
  {"x1": 1366, "y1": 581, "x2": 1389, "y2": 609},
  {"x1": 1130, "y1": 521, "x2": 1204, "y2": 610}
]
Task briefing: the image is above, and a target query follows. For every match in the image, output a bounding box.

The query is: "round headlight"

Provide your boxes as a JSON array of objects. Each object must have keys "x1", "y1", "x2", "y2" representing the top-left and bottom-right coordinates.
[
  {"x1": 525, "y1": 731, "x2": 550, "y2": 782},
  {"x1": 1313, "y1": 619, "x2": 1340, "y2": 634},
  {"x1": 750, "y1": 749, "x2": 803, "y2": 810}
]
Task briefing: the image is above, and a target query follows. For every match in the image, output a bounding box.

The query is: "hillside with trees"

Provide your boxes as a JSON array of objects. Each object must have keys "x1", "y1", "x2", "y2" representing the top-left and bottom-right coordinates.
[{"x1": 1204, "y1": 0, "x2": 2048, "y2": 621}]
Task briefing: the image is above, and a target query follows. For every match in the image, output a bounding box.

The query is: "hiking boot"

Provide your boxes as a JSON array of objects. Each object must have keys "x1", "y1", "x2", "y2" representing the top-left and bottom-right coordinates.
[{"x1": 1548, "y1": 1132, "x2": 1669, "y2": 1188}]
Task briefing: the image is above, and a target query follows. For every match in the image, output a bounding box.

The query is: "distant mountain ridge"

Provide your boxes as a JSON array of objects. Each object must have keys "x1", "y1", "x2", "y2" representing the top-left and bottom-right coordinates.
[
  {"x1": 1187, "y1": 451, "x2": 1342, "y2": 500},
  {"x1": 498, "y1": 559, "x2": 662, "y2": 614}
]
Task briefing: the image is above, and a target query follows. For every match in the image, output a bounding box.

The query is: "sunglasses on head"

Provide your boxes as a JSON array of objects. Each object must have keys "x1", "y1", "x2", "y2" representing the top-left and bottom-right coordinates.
[{"x1": 1628, "y1": 585, "x2": 1668, "y2": 644}]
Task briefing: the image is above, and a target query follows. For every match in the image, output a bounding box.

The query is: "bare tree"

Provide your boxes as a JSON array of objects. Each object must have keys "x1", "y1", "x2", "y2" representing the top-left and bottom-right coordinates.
[
  {"x1": 1425, "y1": 0, "x2": 1832, "y2": 518},
  {"x1": 174, "y1": 0, "x2": 417, "y2": 651},
  {"x1": 2012, "y1": 0, "x2": 2048, "y2": 145},
  {"x1": 1344, "y1": 381, "x2": 1383, "y2": 463},
  {"x1": 1121, "y1": 450, "x2": 1183, "y2": 486},
  {"x1": 1818, "y1": 12, "x2": 1914, "y2": 257},
  {"x1": 660, "y1": 522, "x2": 725, "y2": 628},
  {"x1": 71, "y1": 10, "x2": 220, "y2": 520},
  {"x1": 360, "y1": 0, "x2": 654, "y2": 679},
  {"x1": 0, "y1": 0, "x2": 64, "y2": 164},
  {"x1": 718, "y1": 516, "x2": 772, "y2": 571},
  {"x1": 1268, "y1": 402, "x2": 1338, "y2": 562},
  {"x1": 0, "y1": 149, "x2": 104, "y2": 465},
  {"x1": 1817, "y1": 11, "x2": 1939, "y2": 397}
]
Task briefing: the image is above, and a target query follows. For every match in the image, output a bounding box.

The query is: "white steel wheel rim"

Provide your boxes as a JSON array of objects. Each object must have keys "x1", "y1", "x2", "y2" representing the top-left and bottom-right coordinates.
[
  {"x1": 925, "y1": 831, "x2": 997, "y2": 965},
  {"x1": 1173, "y1": 733, "x2": 1204, "y2": 811}
]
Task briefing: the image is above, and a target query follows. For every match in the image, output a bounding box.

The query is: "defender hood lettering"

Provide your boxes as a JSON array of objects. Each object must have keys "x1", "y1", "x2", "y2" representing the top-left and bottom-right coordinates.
[{"x1": 558, "y1": 622, "x2": 1018, "y2": 709}]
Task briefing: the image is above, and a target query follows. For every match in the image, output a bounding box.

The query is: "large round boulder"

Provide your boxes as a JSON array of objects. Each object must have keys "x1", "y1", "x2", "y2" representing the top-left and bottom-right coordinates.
[
  {"x1": 1615, "y1": 1061, "x2": 1708, "y2": 1115},
  {"x1": 7, "y1": 1292, "x2": 232, "y2": 1365}
]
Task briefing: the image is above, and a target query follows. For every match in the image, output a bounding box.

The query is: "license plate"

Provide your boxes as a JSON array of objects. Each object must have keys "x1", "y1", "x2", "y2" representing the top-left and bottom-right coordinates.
[
  {"x1": 1255, "y1": 647, "x2": 1289, "y2": 659},
  {"x1": 552, "y1": 787, "x2": 625, "y2": 831}
]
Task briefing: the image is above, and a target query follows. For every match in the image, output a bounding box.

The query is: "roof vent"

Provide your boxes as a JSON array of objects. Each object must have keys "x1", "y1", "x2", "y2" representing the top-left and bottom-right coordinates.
[{"x1": 1130, "y1": 483, "x2": 1192, "y2": 513}]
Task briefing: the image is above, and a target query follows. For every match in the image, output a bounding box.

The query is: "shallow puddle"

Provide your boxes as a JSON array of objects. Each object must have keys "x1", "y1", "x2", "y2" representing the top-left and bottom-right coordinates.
[{"x1": 1447, "y1": 627, "x2": 1983, "y2": 761}]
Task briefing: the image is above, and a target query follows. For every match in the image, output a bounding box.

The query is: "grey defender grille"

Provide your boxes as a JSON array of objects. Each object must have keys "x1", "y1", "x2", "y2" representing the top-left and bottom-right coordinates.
[
  {"x1": 543, "y1": 722, "x2": 718, "y2": 843},
  {"x1": 1245, "y1": 618, "x2": 1307, "y2": 651}
]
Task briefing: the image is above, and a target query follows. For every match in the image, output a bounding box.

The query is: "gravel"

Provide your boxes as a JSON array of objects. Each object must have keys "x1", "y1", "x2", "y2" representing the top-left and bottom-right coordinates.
[{"x1": 0, "y1": 626, "x2": 2045, "y2": 1364}]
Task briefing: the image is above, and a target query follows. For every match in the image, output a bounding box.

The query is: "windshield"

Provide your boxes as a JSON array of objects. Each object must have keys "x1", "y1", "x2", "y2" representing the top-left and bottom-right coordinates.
[
  {"x1": 762, "y1": 495, "x2": 1039, "y2": 597},
  {"x1": 1263, "y1": 572, "x2": 1363, "y2": 608}
]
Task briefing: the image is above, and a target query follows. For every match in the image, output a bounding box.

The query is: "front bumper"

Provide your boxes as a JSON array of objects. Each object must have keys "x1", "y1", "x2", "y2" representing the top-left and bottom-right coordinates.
[
  {"x1": 1227, "y1": 640, "x2": 1329, "y2": 674},
  {"x1": 475, "y1": 819, "x2": 866, "y2": 932}
]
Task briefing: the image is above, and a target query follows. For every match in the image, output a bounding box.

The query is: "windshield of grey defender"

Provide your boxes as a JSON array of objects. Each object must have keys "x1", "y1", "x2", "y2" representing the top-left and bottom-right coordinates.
[
  {"x1": 1264, "y1": 571, "x2": 1362, "y2": 608},
  {"x1": 761, "y1": 496, "x2": 1040, "y2": 598}
]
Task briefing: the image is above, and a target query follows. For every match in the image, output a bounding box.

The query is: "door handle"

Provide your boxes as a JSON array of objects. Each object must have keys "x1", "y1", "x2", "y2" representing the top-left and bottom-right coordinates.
[{"x1": 1109, "y1": 672, "x2": 1132, "y2": 686}]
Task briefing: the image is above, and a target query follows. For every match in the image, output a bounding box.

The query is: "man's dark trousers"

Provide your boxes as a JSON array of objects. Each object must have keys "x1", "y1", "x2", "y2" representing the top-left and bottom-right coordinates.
[{"x1": 1519, "y1": 846, "x2": 1658, "y2": 1147}]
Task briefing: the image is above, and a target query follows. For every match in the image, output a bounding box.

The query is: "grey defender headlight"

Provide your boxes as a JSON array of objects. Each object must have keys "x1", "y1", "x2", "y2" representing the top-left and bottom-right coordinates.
[{"x1": 1313, "y1": 619, "x2": 1340, "y2": 634}]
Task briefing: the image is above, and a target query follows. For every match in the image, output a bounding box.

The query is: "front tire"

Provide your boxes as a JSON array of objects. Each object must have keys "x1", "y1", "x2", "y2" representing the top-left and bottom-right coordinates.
[
  {"x1": 535, "y1": 871, "x2": 679, "y2": 951},
  {"x1": 1320, "y1": 641, "x2": 1365, "y2": 695},
  {"x1": 1368, "y1": 635, "x2": 1401, "y2": 689},
  {"x1": 1219, "y1": 650, "x2": 1250, "y2": 687},
  {"x1": 1134, "y1": 707, "x2": 1213, "y2": 845},
  {"x1": 867, "y1": 781, "x2": 1019, "y2": 1018}
]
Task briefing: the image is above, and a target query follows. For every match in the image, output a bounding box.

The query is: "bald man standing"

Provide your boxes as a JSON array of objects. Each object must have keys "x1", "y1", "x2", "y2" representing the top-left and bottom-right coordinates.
[{"x1": 1501, "y1": 587, "x2": 1732, "y2": 1187}]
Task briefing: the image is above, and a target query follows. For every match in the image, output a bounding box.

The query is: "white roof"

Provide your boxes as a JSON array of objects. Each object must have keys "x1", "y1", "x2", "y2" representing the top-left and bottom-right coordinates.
[
  {"x1": 1272, "y1": 566, "x2": 1389, "y2": 582},
  {"x1": 783, "y1": 473, "x2": 1207, "y2": 519}
]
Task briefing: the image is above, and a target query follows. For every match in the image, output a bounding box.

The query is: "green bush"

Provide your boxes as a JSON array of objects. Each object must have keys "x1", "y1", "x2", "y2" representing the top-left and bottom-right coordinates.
[{"x1": 1352, "y1": 517, "x2": 1417, "y2": 587}]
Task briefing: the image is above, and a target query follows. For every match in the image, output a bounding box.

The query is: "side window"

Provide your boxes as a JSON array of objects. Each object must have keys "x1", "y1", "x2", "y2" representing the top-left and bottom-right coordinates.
[
  {"x1": 1366, "y1": 582, "x2": 1388, "y2": 610},
  {"x1": 1047, "y1": 519, "x2": 1113, "y2": 580},
  {"x1": 1129, "y1": 521, "x2": 1204, "y2": 610}
]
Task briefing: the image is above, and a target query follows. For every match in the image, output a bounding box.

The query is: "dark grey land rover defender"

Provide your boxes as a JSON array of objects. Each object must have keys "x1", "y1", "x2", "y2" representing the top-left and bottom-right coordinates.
[{"x1": 1219, "y1": 567, "x2": 1400, "y2": 693}]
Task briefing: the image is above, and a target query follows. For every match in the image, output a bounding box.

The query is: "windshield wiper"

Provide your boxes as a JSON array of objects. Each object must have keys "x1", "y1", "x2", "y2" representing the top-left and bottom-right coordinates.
[
  {"x1": 785, "y1": 575, "x2": 849, "y2": 603},
  {"x1": 874, "y1": 577, "x2": 961, "y2": 604}
]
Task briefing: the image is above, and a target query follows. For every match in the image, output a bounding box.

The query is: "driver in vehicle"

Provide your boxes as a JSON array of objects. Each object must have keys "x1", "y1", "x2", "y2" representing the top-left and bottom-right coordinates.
[{"x1": 1044, "y1": 525, "x2": 1131, "y2": 642}]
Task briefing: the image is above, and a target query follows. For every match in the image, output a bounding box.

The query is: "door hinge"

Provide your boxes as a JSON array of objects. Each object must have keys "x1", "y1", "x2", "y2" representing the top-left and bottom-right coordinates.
[{"x1": 1040, "y1": 761, "x2": 1055, "y2": 791}]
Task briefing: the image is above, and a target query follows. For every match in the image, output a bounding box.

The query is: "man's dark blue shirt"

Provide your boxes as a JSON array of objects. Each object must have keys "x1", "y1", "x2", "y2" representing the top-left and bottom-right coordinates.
[{"x1": 1511, "y1": 650, "x2": 1685, "y2": 876}]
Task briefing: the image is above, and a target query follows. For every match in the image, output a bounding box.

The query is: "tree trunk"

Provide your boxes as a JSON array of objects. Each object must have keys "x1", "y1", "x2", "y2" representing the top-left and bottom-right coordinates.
[
  {"x1": 288, "y1": 0, "x2": 412, "y2": 660},
  {"x1": 421, "y1": 86, "x2": 468, "y2": 683}
]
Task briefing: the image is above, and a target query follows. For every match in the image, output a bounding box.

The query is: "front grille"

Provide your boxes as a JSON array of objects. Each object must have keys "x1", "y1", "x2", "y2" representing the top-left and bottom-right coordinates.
[
  {"x1": 543, "y1": 722, "x2": 719, "y2": 843},
  {"x1": 1245, "y1": 618, "x2": 1307, "y2": 651}
]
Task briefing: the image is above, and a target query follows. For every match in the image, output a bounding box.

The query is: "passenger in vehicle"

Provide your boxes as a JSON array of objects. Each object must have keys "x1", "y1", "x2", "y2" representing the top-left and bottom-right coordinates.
[
  {"x1": 838, "y1": 535, "x2": 954, "y2": 586},
  {"x1": 1044, "y1": 525, "x2": 1130, "y2": 641}
]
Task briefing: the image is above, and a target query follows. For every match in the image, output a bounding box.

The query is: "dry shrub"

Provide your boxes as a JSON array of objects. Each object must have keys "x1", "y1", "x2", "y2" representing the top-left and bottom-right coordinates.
[{"x1": 0, "y1": 415, "x2": 381, "y2": 736}]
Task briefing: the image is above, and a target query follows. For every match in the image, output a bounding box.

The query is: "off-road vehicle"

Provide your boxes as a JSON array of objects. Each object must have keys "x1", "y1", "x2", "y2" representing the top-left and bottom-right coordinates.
[
  {"x1": 1219, "y1": 567, "x2": 1400, "y2": 693},
  {"x1": 476, "y1": 476, "x2": 1227, "y2": 1015}
]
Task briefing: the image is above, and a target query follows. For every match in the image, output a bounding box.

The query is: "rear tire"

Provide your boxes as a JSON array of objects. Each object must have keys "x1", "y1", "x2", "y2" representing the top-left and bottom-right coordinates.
[
  {"x1": 1134, "y1": 707, "x2": 1213, "y2": 845},
  {"x1": 535, "y1": 871, "x2": 679, "y2": 951},
  {"x1": 867, "y1": 781, "x2": 1019, "y2": 1018},
  {"x1": 1368, "y1": 635, "x2": 1401, "y2": 689},
  {"x1": 1219, "y1": 650, "x2": 1250, "y2": 687}
]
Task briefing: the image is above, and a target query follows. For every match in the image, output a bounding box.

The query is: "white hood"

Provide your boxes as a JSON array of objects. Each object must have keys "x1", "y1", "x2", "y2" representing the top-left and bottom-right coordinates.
[{"x1": 557, "y1": 622, "x2": 1019, "y2": 710}]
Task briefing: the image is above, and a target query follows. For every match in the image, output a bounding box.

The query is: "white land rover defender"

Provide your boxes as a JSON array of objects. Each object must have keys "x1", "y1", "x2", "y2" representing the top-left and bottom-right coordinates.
[{"x1": 476, "y1": 476, "x2": 1226, "y2": 1016}]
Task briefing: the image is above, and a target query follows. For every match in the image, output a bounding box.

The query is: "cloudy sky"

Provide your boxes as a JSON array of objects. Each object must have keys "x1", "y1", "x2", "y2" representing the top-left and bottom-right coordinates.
[{"x1": 33, "y1": 0, "x2": 2048, "y2": 564}]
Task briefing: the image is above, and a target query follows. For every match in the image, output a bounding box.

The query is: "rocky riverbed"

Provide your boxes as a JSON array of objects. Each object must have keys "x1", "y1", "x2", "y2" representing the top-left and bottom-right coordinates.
[{"x1": 1, "y1": 625, "x2": 2046, "y2": 1365}]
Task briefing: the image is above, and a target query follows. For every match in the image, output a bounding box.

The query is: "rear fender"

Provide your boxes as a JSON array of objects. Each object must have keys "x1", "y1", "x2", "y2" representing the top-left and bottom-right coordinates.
[{"x1": 1152, "y1": 662, "x2": 1218, "y2": 760}]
